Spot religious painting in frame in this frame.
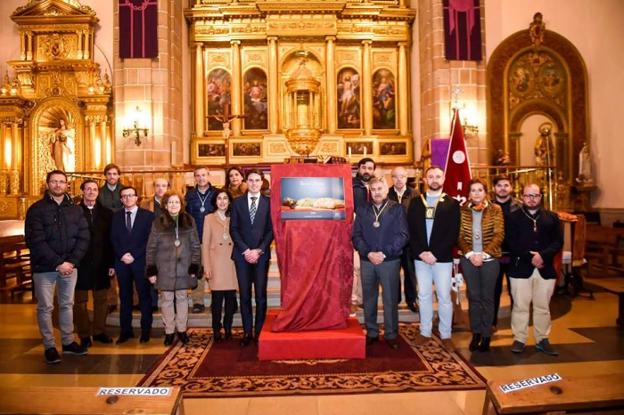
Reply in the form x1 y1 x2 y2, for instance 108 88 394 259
206 68 232 131
232 142 262 157
243 68 268 130
380 141 407 156
192 138 226 164
337 67 361 129
372 69 396 130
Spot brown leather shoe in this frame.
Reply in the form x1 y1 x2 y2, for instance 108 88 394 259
414 334 432 346
441 338 455 352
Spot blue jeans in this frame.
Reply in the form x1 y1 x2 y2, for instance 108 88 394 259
33 270 78 349
361 259 401 340
414 260 453 339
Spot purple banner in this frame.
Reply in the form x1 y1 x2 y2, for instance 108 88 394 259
119 0 158 59
443 0 482 61
431 138 450 169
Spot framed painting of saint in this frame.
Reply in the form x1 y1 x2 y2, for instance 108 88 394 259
337 67 361 129
206 68 232 131
243 68 268 130
372 69 396 130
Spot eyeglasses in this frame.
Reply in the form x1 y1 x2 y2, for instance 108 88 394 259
522 193 541 199
121 194 137 199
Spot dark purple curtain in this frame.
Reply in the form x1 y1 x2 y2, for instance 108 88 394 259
119 0 158 59
443 0 482 61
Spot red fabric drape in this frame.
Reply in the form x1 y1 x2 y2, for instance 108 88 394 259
119 0 158 59
270 164 354 332
443 108 472 206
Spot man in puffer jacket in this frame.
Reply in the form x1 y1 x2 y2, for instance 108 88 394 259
25 170 90 364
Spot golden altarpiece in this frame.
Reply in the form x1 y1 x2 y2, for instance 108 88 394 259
186 0 415 165
0 0 112 219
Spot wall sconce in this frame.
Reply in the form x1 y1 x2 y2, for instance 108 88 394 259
122 106 149 146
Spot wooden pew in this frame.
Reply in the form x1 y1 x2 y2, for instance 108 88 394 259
0 235 32 297
482 373 624 414
585 225 624 277
0 386 184 414
586 277 624 327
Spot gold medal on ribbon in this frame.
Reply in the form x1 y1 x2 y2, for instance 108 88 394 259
425 206 435 219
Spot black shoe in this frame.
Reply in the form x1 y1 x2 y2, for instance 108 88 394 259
164 333 175 346
139 332 150 343
536 339 559 356
152 306 159 313
365 336 379 346
191 303 205 313
177 331 189 345
511 340 525 354
479 336 491 352
80 336 92 349
92 333 113 344
224 330 232 340
385 338 399 350
62 341 88 356
116 333 134 344
469 333 481 352
214 334 223 344
240 334 253 347
407 302 419 313
44 347 61 364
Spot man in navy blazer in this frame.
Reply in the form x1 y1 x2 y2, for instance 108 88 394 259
110 186 155 344
230 169 274 346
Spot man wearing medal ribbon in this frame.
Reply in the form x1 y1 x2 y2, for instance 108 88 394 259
407 166 460 351
506 183 563 356
185 166 217 313
352 177 409 349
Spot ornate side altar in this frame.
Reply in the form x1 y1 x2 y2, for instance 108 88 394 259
186 0 416 165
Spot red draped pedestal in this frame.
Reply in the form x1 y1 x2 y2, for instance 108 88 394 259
270 164 355 332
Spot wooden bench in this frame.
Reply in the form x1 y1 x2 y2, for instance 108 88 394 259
0 235 32 297
0 386 184 414
586 277 624 327
482 373 624 414
585 225 624 276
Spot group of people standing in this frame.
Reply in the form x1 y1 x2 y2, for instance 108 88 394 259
25 164 273 364
351 158 563 355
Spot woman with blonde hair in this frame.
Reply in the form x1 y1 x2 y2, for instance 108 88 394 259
202 189 238 342
146 191 201 346
458 179 504 352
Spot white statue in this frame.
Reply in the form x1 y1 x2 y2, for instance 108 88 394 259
576 141 594 185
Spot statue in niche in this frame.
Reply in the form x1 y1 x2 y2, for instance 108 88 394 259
576 141 594 185
534 122 555 167
49 118 75 172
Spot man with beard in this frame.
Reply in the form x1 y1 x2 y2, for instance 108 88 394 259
507 184 562 356
491 175 522 331
25 170 90 363
388 166 418 313
407 166 460 351
98 163 123 212
353 177 408 349
75 180 115 348
353 157 375 211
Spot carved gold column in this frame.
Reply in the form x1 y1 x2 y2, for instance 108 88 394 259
20 33 25 60
362 40 373 135
231 40 242 137
27 32 33 60
0 123 6 195
194 43 204 136
326 36 336 134
89 118 97 171
268 36 279 134
10 122 20 195
98 119 108 170
398 42 409 136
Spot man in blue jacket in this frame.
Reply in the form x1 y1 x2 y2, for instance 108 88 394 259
110 186 155 344
25 170 90 364
353 177 409 349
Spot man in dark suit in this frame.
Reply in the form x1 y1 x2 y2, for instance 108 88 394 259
407 166 460 351
507 183 563 356
230 169 274 346
110 186 155 344
388 166 418 313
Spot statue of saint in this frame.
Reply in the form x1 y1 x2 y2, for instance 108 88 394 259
576 141 594 185
49 119 74 172
534 122 555 167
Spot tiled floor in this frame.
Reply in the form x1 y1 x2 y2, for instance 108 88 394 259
1 288 622 414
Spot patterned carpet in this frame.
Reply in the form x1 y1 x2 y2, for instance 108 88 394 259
138 324 486 398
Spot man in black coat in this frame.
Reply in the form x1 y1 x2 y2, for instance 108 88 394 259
507 183 563 356
353 157 375 211
110 186 155 344
25 170 90 364
74 180 115 348
407 166 460 351
230 169 274 346
388 166 418 312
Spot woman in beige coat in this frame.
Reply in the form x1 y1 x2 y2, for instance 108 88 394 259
202 189 238 342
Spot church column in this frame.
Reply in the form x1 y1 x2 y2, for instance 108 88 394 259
98 119 108 170
268 36 279 134
77 31 83 59
89 118 97 171
362 40 373 136
26 32 32 61
10 122 20 195
398 41 409 136
231 40 242 137
194 43 204 136
20 33 25 60
0 123 5 171
326 36 336 134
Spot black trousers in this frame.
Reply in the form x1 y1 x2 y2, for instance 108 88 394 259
493 260 513 326
234 258 270 337
116 260 153 335
461 257 500 337
211 290 237 334
398 250 417 305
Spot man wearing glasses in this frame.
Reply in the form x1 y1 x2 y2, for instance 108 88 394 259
25 170 90 364
111 186 155 344
506 183 563 356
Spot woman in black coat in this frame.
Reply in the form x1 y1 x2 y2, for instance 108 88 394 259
146 191 201 346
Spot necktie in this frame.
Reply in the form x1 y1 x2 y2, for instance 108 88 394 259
249 196 257 224
126 211 132 232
